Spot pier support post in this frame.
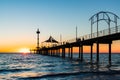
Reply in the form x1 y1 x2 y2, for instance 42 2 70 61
64 48 65 58
52 49 55 56
54 49 56 56
60 48 62 57
58 49 60 56
109 43 112 66
57 49 59 56
96 42 99 64
81 46 83 61
71 47 73 59
55 49 57 56
52 50 54 56
79 46 81 59
62 48 63 58
53 50 54 56
62 48 65 58
59 48 61 57
54 49 55 56
90 45 93 63
68 47 70 58
53 49 54 56
51 49 52 56
48 50 49 55
58 49 59 56
49 50 50 55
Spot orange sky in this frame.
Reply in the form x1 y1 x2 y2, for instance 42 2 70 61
0 41 35 52
0 39 120 53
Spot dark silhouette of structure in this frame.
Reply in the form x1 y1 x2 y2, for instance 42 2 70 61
35 11 120 66
36 29 40 52
44 36 58 43
89 11 119 65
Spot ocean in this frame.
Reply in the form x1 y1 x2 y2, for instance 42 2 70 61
0 53 120 80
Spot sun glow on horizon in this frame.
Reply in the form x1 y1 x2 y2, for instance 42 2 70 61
19 48 30 53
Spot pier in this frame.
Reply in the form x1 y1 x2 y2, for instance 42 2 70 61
33 11 120 66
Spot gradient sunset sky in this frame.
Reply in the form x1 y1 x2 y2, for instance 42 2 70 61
0 0 120 52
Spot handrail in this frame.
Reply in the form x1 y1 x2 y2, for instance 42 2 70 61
62 25 120 44
45 25 120 47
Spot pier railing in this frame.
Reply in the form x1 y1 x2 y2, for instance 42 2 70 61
44 26 120 47
62 25 120 44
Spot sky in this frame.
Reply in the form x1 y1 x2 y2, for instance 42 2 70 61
0 0 120 52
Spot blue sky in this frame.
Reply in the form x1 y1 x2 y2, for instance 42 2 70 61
0 0 120 51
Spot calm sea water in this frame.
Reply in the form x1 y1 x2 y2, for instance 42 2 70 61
0 53 120 80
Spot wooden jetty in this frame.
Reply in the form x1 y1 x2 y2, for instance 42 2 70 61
33 11 120 66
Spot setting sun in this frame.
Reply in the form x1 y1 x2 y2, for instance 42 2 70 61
19 48 30 53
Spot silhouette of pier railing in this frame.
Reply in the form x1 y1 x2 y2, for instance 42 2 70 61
33 11 120 66
63 25 120 44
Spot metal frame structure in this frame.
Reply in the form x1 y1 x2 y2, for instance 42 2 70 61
89 11 119 38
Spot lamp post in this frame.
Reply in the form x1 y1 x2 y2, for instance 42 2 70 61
36 29 40 53
76 26 78 41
